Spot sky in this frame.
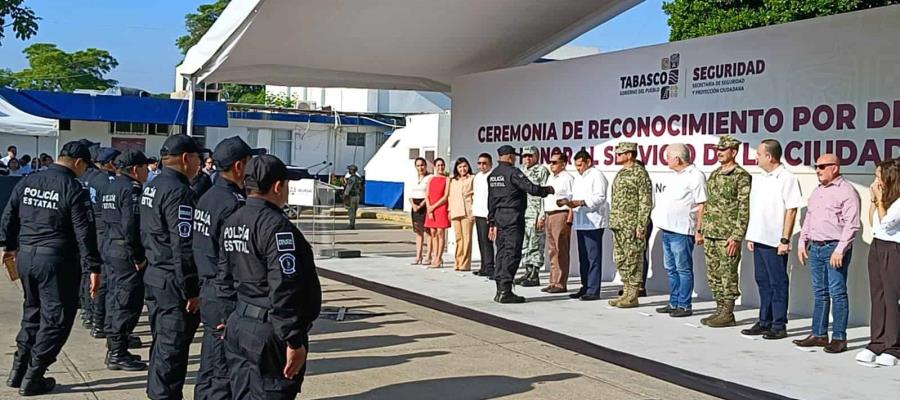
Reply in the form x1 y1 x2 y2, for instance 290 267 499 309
0 0 671 94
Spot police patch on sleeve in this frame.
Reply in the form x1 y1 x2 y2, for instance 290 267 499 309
178 221 192 238
278 253 297 275
276 232 295 252
178 205 193 221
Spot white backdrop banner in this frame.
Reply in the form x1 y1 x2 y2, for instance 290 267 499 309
448 6 900 324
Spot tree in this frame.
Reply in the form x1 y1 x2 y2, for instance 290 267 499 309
663 0 900 41
0 0 39 46
6 43 118 91
0 68 14 87
176 0 230 54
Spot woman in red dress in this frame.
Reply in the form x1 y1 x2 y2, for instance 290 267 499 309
425 158 451 268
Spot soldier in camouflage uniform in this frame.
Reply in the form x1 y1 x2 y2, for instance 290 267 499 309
515 145 550 287
608 142 653 308
700 135 751 327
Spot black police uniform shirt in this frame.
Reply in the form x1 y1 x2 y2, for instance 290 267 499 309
85 167 116 242
194 176 245 311
139 168 200 299
0 164 102 273
222 197 322 349
101 174 146 265
487 161 552 225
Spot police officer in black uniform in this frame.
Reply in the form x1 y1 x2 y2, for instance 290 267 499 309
140 134 205 399
77 140 101 330
487 145 554 304
221 154 321 399
100 149 152 371
0 141 102 396
86 147 120 340
193 137 264 400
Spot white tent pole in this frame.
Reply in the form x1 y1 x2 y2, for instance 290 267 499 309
186 77 197 136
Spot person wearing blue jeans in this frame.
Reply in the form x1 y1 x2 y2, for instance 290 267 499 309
661 230 695 312
650 143 707 318
808 243 851 341
793 156 860 353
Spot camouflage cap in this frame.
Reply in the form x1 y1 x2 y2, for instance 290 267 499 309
615 142 637 154
521 145 538 156
717 135 741 150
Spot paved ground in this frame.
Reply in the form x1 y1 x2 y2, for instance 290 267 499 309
0 211 718 399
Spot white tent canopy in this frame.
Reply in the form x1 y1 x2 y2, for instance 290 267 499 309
181 0 639 92
0 93 57 137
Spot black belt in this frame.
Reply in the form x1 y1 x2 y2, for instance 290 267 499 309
17 245 62 256
236 301 270 322
545 210 568 215
811 240 839 246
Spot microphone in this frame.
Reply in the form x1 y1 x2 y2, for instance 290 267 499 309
313 162 332 176
302 160 327 169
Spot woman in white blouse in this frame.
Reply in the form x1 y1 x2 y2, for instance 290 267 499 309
859 158 900 366
408 158 432 264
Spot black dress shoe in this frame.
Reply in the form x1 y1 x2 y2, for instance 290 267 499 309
496 291 525 304
107 352 148 372
579 294 601 301
90 327 106 339
670 308 693 317
655 305 673 314
763 329 787 340
569 289 586 299
741 323 770 336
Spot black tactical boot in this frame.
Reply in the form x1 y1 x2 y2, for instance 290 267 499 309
90 326 106 339
6 349 29 388
106 335 147 371
521 265 541 287
493 280 501 302
496 284 525 304
18 365 55 396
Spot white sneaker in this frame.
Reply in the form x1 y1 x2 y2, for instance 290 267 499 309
856 349 877 363
875 353 898 366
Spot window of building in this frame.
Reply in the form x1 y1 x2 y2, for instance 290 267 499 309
59 119 71 131
109 122 148 135
153 124 170 135
408 148 419 159
346 131 366 147
272 129 292 164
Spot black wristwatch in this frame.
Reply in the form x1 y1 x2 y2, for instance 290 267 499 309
779 238 790 245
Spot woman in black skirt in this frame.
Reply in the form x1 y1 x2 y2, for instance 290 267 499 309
409 157 432 264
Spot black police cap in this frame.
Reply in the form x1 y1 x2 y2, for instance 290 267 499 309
497 145 520 156
98 147 121 164
79 139 100 162
244 154 306 192
159 134 210 157
212 136 266 169
59 141 93 163
116 149 151 169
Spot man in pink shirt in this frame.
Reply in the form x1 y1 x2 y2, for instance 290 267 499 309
795 153 860 354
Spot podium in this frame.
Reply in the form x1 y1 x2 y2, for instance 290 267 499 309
288 179 339 258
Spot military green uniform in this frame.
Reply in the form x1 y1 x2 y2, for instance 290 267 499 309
610 154 652 287
521 162 550 267
703 140 751 304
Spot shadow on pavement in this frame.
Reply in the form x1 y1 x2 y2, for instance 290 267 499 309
307 350 450 376
310 332 454 353
315 373 581 400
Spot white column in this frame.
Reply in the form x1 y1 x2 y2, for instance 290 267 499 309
186 77 196 136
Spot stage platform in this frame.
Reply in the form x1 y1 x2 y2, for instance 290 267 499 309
316 255 899 400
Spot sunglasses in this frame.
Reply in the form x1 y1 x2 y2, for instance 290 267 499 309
815 163 836 170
